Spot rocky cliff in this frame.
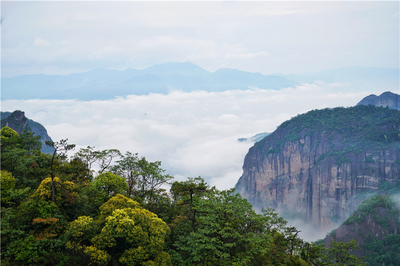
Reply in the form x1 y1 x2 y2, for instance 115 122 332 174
324 195 400 259
357 91 400 110
235 105 400 229
1 110 54 154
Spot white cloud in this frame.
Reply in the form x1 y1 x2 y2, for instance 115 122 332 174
1 83 387 190
33 38 51 47
225 51 270 60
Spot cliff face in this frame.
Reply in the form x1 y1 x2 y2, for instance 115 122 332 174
357 91 400 110
0 110 29 134
1 110 54 154
324 195 400 258
235 105 400 228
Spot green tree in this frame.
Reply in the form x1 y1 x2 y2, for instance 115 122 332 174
19 130 42 153
93 172 128 199
96 149 121 174
110 153 173 203
45 139 76 202
324 240 364 266
170 177 208 232
109 151 138 196
1 127 51 189
173 188 272 266
74 146 99 178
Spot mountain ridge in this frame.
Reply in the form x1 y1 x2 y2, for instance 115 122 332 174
1 62 298 101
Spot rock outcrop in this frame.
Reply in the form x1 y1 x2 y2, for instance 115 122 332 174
235 105 400 228
1 110 54 154
324 195 400 258
357 91 400 110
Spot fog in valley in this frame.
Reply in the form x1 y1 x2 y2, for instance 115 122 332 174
1 84 384 190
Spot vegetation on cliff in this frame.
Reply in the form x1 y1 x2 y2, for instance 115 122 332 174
274 105 400 156
325 195 400 266
252 105 400 177
1 125 367 265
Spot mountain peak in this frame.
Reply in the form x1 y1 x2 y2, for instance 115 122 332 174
357 91 400 110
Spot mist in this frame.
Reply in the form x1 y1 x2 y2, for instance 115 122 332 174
1 83 387 190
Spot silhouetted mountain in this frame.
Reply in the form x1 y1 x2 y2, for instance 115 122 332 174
1 62 298 101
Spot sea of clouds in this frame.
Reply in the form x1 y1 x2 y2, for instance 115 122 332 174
1 83 385 190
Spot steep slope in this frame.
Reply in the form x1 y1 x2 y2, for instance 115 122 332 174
357 91 400 111
324 195 400 263
0 110 29 134
235 105 400 228
1 110 54 154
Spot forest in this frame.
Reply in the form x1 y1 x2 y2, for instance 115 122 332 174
0 125 372 265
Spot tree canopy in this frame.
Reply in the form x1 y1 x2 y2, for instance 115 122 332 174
0 127 370 266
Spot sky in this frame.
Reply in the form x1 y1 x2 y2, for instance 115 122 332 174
1 1 399 77
1 1 399 189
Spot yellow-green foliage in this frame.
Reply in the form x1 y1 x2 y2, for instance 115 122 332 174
0 126 20 149
97 193 140 223
90 208 171 266
0 170 16 204
84 246 111 266
66 216 97 251
31 177 77 207
1 126 19 139
67 194 171 266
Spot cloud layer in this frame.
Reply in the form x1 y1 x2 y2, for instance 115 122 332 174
1 84 386 190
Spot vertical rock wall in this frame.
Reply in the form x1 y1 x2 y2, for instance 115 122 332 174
236 129 400 228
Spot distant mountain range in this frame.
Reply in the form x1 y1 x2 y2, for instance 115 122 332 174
2 62 398 101
1 62 298 101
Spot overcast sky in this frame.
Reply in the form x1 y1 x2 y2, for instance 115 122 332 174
1 1 399 77
1 1 399 189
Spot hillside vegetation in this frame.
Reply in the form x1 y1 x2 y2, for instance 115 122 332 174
277 104 400 151
324 195 400 265
1 125 366 266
